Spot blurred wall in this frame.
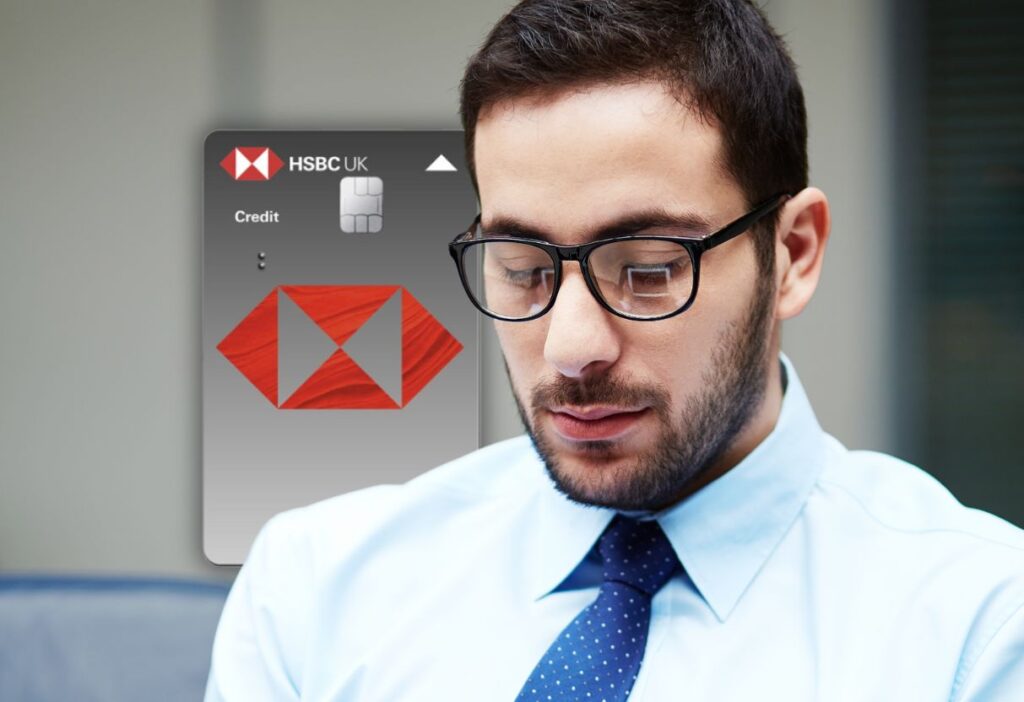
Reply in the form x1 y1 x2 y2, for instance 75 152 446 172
765 0 897 456
0 0 901 579
1 0 222 578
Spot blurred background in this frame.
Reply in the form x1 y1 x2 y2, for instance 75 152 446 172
1 0 1021 596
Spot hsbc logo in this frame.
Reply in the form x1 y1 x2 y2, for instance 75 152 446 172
220 147 284 181
289 156 368 172
220 148 370 181
217 285 461 409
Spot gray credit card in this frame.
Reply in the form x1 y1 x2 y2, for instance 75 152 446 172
203 131 479 565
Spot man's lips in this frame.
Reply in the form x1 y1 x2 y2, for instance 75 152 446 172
546 406 649 441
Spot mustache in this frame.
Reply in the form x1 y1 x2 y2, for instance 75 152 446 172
530 373 670 415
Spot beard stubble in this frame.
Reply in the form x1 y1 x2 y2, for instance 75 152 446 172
508 267 777 512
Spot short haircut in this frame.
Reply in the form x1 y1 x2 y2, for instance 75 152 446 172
459 0 808 274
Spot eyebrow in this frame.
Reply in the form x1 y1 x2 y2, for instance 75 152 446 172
479 208 717 243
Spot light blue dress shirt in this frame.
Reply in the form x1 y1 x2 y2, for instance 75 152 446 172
205 354 1024 701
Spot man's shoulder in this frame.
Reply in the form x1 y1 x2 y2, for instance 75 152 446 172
248 434 540 562
817 436 1024 557
815 439 1024 687
308 432 536 512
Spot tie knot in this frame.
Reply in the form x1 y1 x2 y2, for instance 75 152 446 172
597 515 681 596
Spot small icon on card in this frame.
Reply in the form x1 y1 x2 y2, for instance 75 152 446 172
340 176 383 233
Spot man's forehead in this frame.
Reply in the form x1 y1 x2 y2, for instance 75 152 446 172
473 80 737 242
479 206 719 244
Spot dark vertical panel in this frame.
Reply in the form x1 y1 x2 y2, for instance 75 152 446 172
924 0 1024 525
889 0 929 467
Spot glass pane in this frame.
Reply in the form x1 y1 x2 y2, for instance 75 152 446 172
589 239 694 318
464 241 556 318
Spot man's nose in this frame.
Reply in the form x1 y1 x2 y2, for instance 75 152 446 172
543 266 622 379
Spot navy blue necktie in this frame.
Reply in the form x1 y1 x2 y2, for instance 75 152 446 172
516 515 682 702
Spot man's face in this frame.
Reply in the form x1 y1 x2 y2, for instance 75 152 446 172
473 80 777 512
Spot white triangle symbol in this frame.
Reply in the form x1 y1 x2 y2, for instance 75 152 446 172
426 154 457 172
253 148 270 179
234 148 252 179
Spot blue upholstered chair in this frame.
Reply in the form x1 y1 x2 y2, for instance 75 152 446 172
0 576 230 702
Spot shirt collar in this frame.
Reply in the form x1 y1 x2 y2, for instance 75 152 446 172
524 352 827 623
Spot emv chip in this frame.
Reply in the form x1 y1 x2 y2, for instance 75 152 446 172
340 176 383 232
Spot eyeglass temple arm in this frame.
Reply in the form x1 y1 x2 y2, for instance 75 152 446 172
694 193 791 253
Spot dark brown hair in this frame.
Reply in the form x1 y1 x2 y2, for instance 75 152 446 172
459 0 808 272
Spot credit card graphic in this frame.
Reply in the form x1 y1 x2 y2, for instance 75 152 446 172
203 131 479 565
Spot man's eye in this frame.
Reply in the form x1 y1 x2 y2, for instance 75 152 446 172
627 259 686 280
620 258 690 297
630 267 668 284
502 266 552 289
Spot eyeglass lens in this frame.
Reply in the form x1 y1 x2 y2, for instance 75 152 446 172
461 239 695 319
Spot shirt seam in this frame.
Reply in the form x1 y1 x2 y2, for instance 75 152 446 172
949 597 1024 702
819 477 1024 702
817 477 1024 552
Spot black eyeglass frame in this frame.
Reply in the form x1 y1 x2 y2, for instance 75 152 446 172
448 192 791 322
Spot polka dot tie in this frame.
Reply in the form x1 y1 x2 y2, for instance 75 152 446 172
515 515 682 702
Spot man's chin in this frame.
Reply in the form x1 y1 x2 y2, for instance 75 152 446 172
544 457 654 510
536 437 651 501
516 394 680 508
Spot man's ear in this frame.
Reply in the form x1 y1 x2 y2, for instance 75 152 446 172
774 187 830 321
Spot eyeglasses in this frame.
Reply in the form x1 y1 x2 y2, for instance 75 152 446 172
448 193 790 322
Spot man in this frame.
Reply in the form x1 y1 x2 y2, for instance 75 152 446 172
205 1 1024 700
